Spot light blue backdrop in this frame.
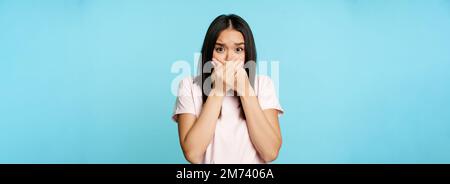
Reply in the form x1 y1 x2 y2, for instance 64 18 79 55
1 0 450 163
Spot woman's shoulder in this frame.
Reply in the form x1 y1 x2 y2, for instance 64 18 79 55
178 75 202 86
177 75 202 97
254 75 278 96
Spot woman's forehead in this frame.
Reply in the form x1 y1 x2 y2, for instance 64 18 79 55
216 29 244 44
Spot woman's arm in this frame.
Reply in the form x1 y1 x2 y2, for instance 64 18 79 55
236 67 282 163
177 61 235 164
177 89 223 164
240 91 282 162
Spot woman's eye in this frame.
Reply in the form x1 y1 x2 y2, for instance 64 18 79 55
235 47 244 53
215 47 224 53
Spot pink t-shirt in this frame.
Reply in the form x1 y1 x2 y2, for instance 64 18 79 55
172 75 283 164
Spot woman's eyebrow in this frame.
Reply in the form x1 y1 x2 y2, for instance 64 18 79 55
215 42 244 46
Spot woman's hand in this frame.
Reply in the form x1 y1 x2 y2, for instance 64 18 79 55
211 57 244 95
234 61 255 96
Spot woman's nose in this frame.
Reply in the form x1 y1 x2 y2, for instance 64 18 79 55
225 51 236 61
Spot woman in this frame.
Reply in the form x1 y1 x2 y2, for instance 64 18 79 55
172 14 283 164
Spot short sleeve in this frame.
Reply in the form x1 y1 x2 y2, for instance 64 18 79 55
172 77 196 122
257 76 284 115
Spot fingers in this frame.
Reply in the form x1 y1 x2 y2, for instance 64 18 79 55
223 60 240 80
211 60 246 95
224 57 241 68
234 60 244 72
212 57 223 69
212 57 225 66
212 56 244 82
238 60 244 68
213 55 244 68
228 53 244 63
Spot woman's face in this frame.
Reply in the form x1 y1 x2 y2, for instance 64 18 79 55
213 28 245 64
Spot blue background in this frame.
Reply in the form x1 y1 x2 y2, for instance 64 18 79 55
1 0 450 163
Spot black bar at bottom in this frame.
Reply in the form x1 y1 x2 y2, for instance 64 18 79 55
0 164 449 181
